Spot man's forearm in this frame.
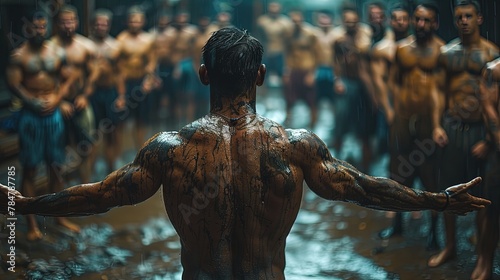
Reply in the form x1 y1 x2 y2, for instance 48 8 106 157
17 183 112 217
343 173 447 212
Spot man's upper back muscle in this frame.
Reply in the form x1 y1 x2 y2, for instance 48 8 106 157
160 115 304 277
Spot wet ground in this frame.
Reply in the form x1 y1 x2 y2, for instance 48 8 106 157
1 81 499 279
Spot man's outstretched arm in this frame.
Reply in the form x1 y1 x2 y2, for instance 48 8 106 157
295 131 490 215
0 132 174 216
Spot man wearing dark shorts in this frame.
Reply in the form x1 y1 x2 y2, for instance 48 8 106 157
6 11 80 240
283 9 322 128
89 9 126 174
331 4 375 171
429 1 500 273
377 3 444 249
117 6 157 151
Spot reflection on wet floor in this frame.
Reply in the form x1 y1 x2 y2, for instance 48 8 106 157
1 86 500 279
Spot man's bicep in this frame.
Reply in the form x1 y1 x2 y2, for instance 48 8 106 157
6 64 22 87
295 132 353 200
100 161 161 207
305 157 358 201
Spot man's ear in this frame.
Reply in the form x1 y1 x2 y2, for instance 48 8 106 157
477 13 484 26
199 64 210 85
256 64 266 86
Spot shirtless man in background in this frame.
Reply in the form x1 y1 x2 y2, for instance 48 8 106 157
52 5 99 185
168 11 198 125
371 2 410 126
117 6 157 151
192 15 213 119
377 3 444 249
6 11 79 240
89 9 126 175
473 57 500 280
331 3 374 171
150 13 176 126
429 0 500 270
314 11 336 112
283 9 322 128
256 2 291 88
0 27 490 279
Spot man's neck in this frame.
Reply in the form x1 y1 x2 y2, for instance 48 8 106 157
416 34 433 46
128 30 142 37
92 35 106 43
209 91 257 116
461 32 481 48
395 31 409 41
58 34 74 45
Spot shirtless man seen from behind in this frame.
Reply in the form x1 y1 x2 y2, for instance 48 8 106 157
0 27 490 279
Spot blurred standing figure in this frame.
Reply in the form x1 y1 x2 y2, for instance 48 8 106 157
314 11 336 112
150 13 176 125
168 11 198 125
371 2 410 132
283 9 322 129
370 2 411 222
366 1 392 157
475 57 500 280
256 2 292 88
89 9 126 174
429 0 499 270
51 5 99 185
377 3 444 249
6 11 79 240
331 3 374 172
192 15 214 119
116 6 157 151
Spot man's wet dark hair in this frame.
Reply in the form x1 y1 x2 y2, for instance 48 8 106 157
93 8 113 23
455 0 481 14
32 10 48 22
415 0 440 20
202 27 263 96
342 1 358 14
58 4 78 20
390 2 410 17
368 1 386 12
127 5 145 17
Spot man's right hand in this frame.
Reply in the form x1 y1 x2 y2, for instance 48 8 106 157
334 79 345 95
433 127 448 147
443 177 490 215
40 95 61 115
60 101 75 119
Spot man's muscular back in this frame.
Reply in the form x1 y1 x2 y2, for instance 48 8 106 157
440 38 499 122
158 114 308 278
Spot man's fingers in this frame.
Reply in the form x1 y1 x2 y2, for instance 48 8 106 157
454 177 482 194
472 197 491 206
467 177 482 187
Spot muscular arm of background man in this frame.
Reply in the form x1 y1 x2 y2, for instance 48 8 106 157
480 58 500 146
